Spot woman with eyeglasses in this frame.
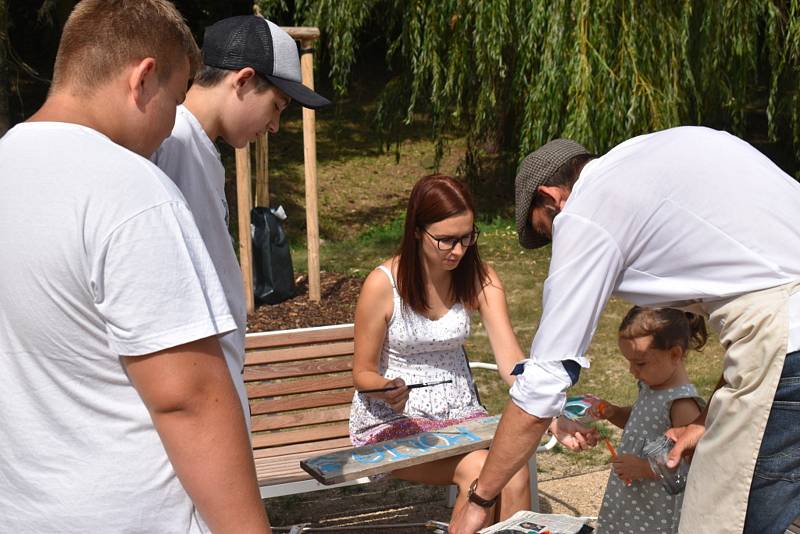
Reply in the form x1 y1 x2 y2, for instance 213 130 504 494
348 174 530 524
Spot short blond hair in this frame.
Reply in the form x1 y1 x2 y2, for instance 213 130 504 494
52 0 200 94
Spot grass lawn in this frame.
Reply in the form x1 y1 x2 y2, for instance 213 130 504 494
230 82 726 471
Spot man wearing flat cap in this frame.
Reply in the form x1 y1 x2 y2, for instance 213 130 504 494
451 126 800 534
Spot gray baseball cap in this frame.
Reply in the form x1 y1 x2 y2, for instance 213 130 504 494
515 139 588 249
203 16 331 110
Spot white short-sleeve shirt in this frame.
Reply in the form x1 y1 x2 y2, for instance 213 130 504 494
0 122 235 533
153 105 250 427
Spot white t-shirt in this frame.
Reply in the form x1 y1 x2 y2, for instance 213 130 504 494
0 122 236 533
153 105 250 427
511 126 800 417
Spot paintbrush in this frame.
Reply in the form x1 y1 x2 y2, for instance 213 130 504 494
604 437 618 459
358 379 452 394
605 437 633 486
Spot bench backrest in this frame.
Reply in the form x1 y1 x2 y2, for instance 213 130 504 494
244 324 356 462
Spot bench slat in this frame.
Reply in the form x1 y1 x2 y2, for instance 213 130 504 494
251 406 352 432
255 457 314 486
245 341 354 365
255 444 353 486
247 375 353 399
244 358 352 381
253 437 354 459
250 389 354 416
245 324 354 350
252 422 350 449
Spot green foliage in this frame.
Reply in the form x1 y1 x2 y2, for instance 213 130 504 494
257 0 800 177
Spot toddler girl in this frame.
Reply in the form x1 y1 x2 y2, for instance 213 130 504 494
590 306 706 533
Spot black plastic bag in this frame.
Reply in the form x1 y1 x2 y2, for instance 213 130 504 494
251 206 295 305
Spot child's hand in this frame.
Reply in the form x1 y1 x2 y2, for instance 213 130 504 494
612 454 656 484
585 394 612 420
374 377 409 413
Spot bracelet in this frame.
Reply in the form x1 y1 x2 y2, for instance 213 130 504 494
467 478 498 508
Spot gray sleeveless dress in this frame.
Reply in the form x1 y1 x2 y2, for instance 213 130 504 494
348 265 487 446
596 382 704 534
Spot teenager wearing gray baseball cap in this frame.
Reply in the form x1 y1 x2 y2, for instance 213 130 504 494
451 127 800 534
152 19 330 531
202 15 330 110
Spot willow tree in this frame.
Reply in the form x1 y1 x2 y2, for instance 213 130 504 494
258 0 800 184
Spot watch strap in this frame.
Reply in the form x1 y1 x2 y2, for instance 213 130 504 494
467 478 497 508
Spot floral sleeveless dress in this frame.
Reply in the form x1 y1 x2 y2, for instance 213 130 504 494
349 265 488 446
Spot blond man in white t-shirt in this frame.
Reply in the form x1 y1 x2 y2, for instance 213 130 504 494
0 1 270 533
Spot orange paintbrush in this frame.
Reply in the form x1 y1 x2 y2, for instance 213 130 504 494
605 438 633 486
604 437 618 459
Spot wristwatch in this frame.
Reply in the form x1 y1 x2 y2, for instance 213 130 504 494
467 478 498 508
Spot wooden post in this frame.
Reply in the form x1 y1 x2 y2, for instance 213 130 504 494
236 146 255 314
255 134 269 208
282 27 320 41
235 27 323 307
300 38 321 302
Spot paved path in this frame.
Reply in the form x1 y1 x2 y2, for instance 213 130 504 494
537 467 608 517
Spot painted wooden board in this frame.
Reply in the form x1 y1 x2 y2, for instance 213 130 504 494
300 415 500 484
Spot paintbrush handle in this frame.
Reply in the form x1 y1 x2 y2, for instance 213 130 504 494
358 379 452 394
408 380 452 389
604 438 618 459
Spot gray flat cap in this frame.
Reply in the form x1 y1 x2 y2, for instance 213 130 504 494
515 139 588 249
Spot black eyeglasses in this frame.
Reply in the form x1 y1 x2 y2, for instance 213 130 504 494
423 226 480 251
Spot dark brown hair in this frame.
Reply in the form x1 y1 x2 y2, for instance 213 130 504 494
396 175 488 314
193 65 274 93
52 0 200 95
619 306 708 353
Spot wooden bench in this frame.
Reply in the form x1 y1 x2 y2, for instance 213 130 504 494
246 324 363 498
246 323 554 507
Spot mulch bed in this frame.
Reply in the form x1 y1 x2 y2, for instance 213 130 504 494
246 271 363 332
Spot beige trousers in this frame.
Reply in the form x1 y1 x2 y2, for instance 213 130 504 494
678 281 799 533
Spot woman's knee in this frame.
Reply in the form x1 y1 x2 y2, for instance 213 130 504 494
453 450 489 486
504 462 530 492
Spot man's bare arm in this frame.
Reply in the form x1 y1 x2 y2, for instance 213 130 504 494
123 336 271 534
449 400 551 534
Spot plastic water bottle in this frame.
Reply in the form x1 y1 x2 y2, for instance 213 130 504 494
642 436 689 495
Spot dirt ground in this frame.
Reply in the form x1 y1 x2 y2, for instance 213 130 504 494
265 467 609 532
247 272 361 332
